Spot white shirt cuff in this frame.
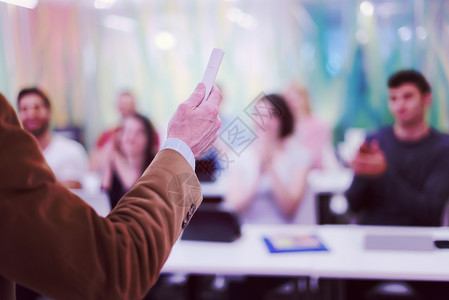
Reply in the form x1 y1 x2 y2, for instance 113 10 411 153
161 138 195 170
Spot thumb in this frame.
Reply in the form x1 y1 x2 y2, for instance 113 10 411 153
370 140 380 152
359 141 369 153
185 83 206 108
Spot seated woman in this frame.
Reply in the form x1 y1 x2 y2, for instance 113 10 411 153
225 94 312 224
99 113 159 209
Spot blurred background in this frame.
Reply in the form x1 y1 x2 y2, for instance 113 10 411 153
0 0 448 149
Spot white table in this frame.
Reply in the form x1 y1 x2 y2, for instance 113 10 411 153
70 189 111 217
312 225 449 282
162 224 449 282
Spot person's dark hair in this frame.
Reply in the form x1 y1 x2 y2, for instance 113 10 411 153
17 87 51 109
387 70 431 95
261 94 294 139
127 113 158 173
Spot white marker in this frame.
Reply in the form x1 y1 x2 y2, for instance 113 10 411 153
201 48 224 103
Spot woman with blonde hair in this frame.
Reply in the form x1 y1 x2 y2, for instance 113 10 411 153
283 83 334 169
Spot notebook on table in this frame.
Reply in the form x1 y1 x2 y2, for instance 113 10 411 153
263 233 328 253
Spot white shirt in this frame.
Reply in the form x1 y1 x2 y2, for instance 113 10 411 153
43 134 89 183
229 139 313 224
162 138 195 170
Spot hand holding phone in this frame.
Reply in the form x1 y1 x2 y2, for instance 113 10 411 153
351 139 387 176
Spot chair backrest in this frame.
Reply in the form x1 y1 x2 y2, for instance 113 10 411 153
441 198 449 226
195 157 219 182
181 203 241 242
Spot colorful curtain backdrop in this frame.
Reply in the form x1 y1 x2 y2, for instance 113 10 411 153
0 0 448 148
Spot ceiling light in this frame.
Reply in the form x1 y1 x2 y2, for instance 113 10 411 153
0 0 38 9
398 26 412 41
415 26 427 40
95 0 116 10
226 7 258 30
103 15 137 32
226 8 243 23
154 31 176 51
360 1 374 17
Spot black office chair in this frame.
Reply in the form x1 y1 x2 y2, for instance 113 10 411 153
181 202 241 242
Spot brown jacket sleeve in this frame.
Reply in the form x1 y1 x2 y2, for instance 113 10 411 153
0 94 202 300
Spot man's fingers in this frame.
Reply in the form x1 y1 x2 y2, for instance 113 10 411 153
359 141 369 153
370 140 380 151
351 152 386 176
204 85 223 109
195 134 217 159
185 83 206 108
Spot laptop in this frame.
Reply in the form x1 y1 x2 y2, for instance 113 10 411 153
364 233 435 251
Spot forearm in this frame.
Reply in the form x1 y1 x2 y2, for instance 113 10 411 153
102 150 201 297
112 153 141 189
1 150 199 300
270 168 308 217
0 96 201 300
226 170 260 213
